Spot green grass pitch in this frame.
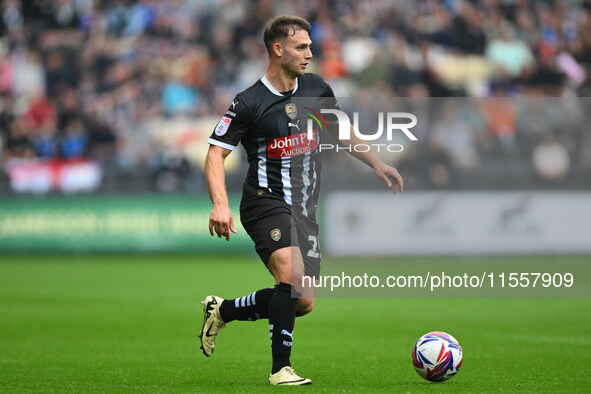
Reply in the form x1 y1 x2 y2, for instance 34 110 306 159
1 254 590 392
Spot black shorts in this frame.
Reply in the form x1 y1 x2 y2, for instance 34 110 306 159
241 210 321 278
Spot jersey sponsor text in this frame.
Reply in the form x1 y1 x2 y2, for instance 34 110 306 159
267 130 317 158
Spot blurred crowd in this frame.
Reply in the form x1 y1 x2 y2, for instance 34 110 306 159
0 0 590 193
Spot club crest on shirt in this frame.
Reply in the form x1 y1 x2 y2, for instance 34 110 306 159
285 103 297 119
270 229 281 242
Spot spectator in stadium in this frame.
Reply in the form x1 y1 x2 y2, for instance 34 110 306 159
32 116 59 159
429 101 480 173
2 118 35 162
61 118 88 159
486 25 535 80
482 83 517 152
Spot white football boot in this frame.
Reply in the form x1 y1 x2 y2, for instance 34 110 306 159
269 366 312 386
199 295 226 357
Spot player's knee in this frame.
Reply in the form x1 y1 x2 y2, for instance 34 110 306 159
269 247 301 284
296 298 314 316
271 264 292 284
297 304 313 316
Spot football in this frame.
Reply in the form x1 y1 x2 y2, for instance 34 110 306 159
412 331 463 382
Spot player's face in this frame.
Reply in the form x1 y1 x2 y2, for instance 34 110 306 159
280 29 313 77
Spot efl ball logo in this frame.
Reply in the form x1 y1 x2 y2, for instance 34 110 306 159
215 116 232 136
412 331 463 382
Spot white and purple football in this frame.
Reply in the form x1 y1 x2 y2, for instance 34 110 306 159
412 331 463 382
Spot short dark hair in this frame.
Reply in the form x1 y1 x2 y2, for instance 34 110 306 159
263 15 311 54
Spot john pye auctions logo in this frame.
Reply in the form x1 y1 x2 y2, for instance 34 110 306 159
268 130 318 158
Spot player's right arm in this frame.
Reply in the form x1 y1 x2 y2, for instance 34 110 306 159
205 145 237 241
205 95 250 241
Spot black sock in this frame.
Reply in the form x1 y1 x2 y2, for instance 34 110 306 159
269 282 298 374
218 288 275 323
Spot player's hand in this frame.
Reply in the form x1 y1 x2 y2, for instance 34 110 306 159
374 163 404 194
209 204 237 241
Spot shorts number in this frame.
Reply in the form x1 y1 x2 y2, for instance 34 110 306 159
307 235 320 258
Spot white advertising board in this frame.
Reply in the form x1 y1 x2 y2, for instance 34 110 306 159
323 192 591 256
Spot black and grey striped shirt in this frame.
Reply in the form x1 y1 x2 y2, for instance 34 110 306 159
208 73 338 222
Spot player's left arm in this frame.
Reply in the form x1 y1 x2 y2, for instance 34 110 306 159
327 124 404 193
318 74 403 193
